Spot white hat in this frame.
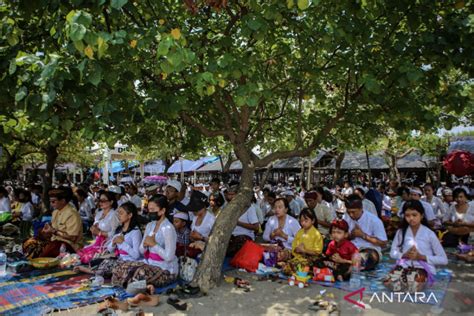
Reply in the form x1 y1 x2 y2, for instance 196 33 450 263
166 180 182 192
410 188 423 196
173 212 189 221
282 190 295 197
108 185 121 195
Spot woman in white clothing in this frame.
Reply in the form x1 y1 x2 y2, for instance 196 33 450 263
185 190 215 257
112 195 177 288
263 198 301 261
76 202 142 277
77 191 120 264
385 200 447 292
441 188 474 247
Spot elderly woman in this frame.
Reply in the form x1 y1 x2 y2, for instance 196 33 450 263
77 191 120 264
23 188 83 258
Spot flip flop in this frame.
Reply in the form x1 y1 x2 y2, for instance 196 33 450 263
167 295 187 311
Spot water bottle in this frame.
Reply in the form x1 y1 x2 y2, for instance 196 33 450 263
0 252 7 277
349 252 362 289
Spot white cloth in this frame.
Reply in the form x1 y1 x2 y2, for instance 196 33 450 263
78 200 92 221
94 209 120 240
363 199 378 216
390 225 447 275
443 203 474 223
398 201 436 222
422 196 446 219
289 199 301 217
86 194 96 210
343 211 387 257
232 204 259 239
0 197 11 213
129 195 142 209
140 219 178 274
263 215 301 249
191 211 216 238
21 202 35 221
107 228 142 261
381 195 392 212
313 203 335 235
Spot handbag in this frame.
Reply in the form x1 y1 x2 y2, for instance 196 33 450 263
179 256 198 283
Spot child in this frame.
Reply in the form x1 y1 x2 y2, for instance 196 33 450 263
323 219 358 281
282 208 323 274
385 200 447 292
173 212 191 257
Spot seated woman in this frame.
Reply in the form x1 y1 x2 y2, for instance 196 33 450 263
441 188 474 247
282 208 323 274
186 191 216 257
75 202 142 278
319 219 358 281
77 191 120 264
263 198 301 262
209 191 225 216
385 200 447 292
111 195 178 288
23 188 83 259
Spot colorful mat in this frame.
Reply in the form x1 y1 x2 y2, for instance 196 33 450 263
0 269 127 315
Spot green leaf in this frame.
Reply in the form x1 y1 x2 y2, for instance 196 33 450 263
9 60 16 75
248 18 262 31
69 23 86 41
110 0 128 10
73 11 92 26
77 59 87 81
97 37 108 59
61 119 74 131
160 61 174 74
73 40 85 53
15 87 27 102
297 0 311 10
66 10 76 24
246 95 259 107
89 63 103 86
157 39 171 56
7 33 19 46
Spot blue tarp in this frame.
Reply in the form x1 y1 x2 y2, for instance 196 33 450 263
167 156 219 173
101 160 139 174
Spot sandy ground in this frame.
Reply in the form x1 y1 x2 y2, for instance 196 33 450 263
55 260 474 316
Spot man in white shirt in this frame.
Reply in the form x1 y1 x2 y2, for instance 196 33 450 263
343 194 387 271
128 185 143 211
224 183 260 256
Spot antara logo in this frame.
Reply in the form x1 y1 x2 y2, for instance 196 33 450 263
343 287 439 308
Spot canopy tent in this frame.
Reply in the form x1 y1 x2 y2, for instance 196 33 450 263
143 175 168 184
167 156 219 173
133 160 166 174
102 160 139 174
448 137 474 154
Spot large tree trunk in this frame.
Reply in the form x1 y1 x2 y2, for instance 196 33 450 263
333 151 345 186
43 145 59 211
259 163 273 187
192 164 255 293
299 158 305 188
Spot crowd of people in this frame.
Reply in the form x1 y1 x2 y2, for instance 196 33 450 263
0 176 473 293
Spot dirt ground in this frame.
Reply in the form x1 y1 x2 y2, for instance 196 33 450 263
55 260 474 316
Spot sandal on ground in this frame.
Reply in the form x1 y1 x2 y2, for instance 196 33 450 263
167 294 188 311
97 297 129 312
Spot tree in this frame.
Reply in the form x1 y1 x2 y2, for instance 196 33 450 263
3 0 472 293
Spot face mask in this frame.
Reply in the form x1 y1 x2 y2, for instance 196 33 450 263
148 212 159 221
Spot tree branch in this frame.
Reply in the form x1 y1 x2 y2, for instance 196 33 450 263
180 112 231 139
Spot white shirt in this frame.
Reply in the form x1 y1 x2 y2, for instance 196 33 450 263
87 194 96 210
390 225 447 275
21 202 35 221
94 209 120 240
79 200 92 221
363 199 378 216
343 211 387 257
191 211 216 238
107 228 142 261
295 196 307 210
129 195 142 209
381 195 392 212
140 219 178 274
398 201 436 222
313 203 335 235
232 204 259 239
263 214 301 249
422 196 446 219
443 203 474 223
0 197 11 213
